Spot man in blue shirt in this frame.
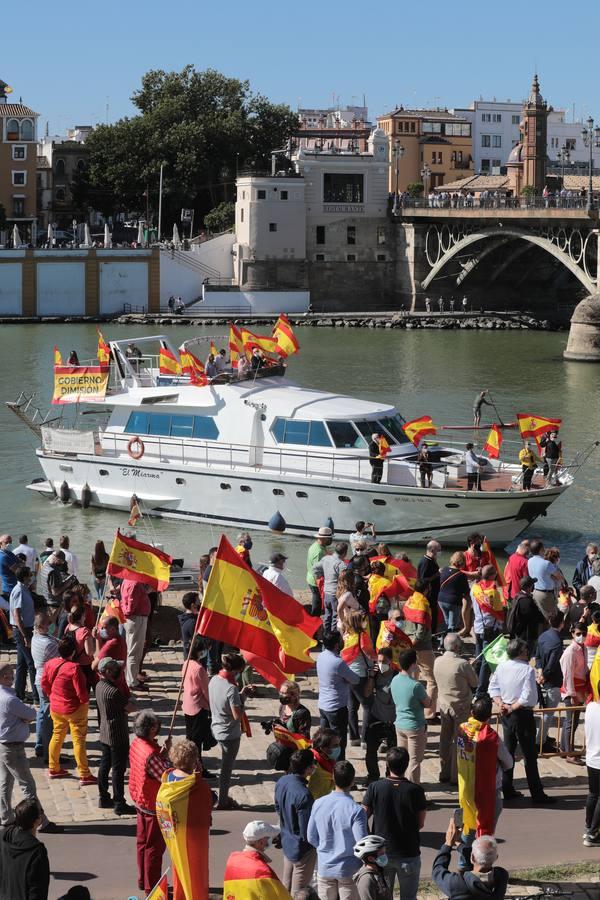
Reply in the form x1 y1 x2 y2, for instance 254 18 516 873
274 748 316 894
316 631 360 759
0 535 18 611
9 567 37 703
527 538 563 620
307 760 367 898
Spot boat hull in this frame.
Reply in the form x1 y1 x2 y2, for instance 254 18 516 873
34 450 568 547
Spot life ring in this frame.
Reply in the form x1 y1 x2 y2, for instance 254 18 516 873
127 436 145 460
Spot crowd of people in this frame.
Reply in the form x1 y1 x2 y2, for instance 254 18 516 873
0 524 598 899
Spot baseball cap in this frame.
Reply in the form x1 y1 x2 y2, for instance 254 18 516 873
98 657 123 673
243 821 280 843
269 552 287 565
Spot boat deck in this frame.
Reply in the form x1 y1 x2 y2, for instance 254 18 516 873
449 470 526 492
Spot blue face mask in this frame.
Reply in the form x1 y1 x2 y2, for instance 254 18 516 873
376 854 388 868
329 746 341 761
198 650 208 659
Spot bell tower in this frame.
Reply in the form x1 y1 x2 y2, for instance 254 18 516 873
522 74 548 193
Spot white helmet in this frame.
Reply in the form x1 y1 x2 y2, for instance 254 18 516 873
354 834 386 860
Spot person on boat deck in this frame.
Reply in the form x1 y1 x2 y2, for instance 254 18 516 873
214 349 227 373
417 444 434 488
251 347 265 370
369 434 385 485
67 351 79 366
472 389 491 427
465 443 485 492
519 441 541 492
237 355 250 379
205 354 218 378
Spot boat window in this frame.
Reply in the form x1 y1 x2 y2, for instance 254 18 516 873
126 411 150 435
326 421 366 449
192 417 219 440
270 417 332 447
338 496 351 502
353 419 390 443
377 414 411 445
149 414 171 436
273 488 284 495
373 498 387 505
171 415 194 438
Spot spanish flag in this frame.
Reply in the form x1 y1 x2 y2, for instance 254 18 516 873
341 630 376 665
590 650 600 701
457 717 500 836
367 573 406 614
198 536 319 674
403 590 432 630
241 327 279 355
517 413 562 440
372 556 417 587
376 618 412 669
482 538 505 587
223 850 291 900
53 346 62 366
271 723 311 752
483 424 502 459
178 346 208 386
146 872 169 900
272 314 299 357
210 340 218 358
377 435 391 458
159 347 182 376
98 597 126 628
472 579 505 622
156 772 212 900
229 323 245 369
107 530 173 591
403 415 436 447
97 329 110 366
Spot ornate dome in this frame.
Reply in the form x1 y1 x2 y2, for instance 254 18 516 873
507 142 524 164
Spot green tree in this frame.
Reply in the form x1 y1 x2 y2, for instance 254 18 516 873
204 201 235 234
407 182 424 197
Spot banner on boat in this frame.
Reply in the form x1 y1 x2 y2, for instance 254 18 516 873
41 426 97 455
52 366 109 405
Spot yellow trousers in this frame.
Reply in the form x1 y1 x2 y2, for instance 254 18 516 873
49 703 91 779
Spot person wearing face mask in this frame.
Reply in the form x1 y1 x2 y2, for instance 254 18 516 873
573 543 599 595
263 552 293 597
391 649 432 784
181 635 214 777
95 657 135 816
0 535 18 612
417 540 441 640
30 612 59 761
376 611 412 671
307 728 341 799
560 624 589 764
234 532 253 568
353 834 392 900
92 616 129 698
9 566 38 704
432 817 508 900
364 649 397 783
317 630 360 759
223 820 290 899
277 681 312 740
274 748 317 893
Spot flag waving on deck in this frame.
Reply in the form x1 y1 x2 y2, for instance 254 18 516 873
229 323 245 369
210 340 218 358
159 347 181 376
403 416 436 447
272 314 299 357
517 413 562 440
241 328 279 355
178 346 208 385
53 346 62 366
97 329 110 366
107 530 173 590
483 424 502 459
198 536 319 675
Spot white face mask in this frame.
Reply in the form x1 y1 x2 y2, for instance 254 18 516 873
378 662 390 674
574 635 585 645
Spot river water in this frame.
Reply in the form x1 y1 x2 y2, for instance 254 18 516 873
1 323 599 588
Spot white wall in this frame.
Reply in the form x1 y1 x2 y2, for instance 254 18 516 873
0 264 22 314
200 289 309 313
191 232 235 277
100 262 148 314
37 262 86 315
160 254 203 306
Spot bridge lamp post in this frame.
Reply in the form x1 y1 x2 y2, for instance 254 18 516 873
392 141 405 215
421 164 432 204
581 117 600 211
557 146 571 184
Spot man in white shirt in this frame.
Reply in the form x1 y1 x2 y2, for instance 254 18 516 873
584 684 600 846
13 536 38 578
58 535 78 579
464 443 485 492
349 521 376 555
489 638 555 806
262 552 293 597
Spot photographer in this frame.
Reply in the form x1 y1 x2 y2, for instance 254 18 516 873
277 681 312 740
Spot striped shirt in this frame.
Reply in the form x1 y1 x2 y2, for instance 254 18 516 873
95 678 130 747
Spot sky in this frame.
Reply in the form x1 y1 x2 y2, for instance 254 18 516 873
5 1 600 134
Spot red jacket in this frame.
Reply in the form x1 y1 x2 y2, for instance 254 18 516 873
41 658 89 714
503 552 529 600
121 580 151 618
129 737 161 813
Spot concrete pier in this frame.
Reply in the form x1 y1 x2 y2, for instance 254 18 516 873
564 293 600 361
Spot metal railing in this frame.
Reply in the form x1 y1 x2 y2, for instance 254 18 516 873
393 196 600 212
493 704 587 759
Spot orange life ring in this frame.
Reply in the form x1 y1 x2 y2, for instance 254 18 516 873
127 436 145 460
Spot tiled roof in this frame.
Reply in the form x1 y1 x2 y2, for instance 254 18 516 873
434 175 509 191
0 103 38 117
563 174 600 189
379 108 469 122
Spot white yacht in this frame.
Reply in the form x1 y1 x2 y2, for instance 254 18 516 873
10 335 580 546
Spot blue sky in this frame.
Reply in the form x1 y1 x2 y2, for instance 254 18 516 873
5 1 600 133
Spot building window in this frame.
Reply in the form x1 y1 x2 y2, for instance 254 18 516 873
566 138 576 151
481 113 491 122
20 119 33 141
55 188 66 202
512 115 520 125
55 159 66 176
347 253 356 261
323 173 364 203
410 121 415 133
492 159 502 168
316 225 325 244
445 123 471 137
12 146 25 160
12 198 25 216
77 158 86 172
377 254 386 261
257 189 266 199
315 253 325 261
12 171 26 186
280 190 288 200
481 135 491 148
422 121 442 134
242 190 246 199
6 119 19 140
492 135 502 148
269 223 277 232
347 226 356 245
492 113 502 122
377 226 386 245
240 208 244 223
480 159 491 172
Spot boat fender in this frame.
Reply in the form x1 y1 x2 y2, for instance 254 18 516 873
324 517 334 532
59 481 70 503
268 511 287 533
81 483 92 509
127 436 145 460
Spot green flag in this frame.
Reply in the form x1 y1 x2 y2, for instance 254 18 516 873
482 634 509 672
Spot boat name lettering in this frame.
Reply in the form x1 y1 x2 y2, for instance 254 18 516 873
120 467 159 479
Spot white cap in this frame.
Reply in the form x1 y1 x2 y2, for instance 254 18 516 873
243 821 280 843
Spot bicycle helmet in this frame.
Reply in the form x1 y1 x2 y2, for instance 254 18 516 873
354 834 386 860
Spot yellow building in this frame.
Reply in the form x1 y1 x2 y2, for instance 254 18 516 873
377 107 473 193
0 80 39 243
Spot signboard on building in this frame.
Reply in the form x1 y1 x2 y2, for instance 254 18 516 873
322 204 365 214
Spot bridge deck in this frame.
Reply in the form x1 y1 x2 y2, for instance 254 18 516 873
398 207 597 222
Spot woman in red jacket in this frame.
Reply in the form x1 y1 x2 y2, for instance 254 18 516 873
41 636 97 786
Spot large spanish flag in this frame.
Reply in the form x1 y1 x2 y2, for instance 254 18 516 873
156 772 212 900
403 415 436 447
159 347 182 376
107 530 173 591
341 630 376 665
198 536 319 674
241 327 279 355
517 413 562 440
178 346 208 385
223 850 291 900
272 314 300 357
97 329 110 366
229 323 245 369
403 590 432 630
372 556 417 587
483 424 502 459
376 618 413 669
457 717 500 836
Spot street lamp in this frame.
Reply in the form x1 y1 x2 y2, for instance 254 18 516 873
421 164 432 204
557 145 571 184
580 117 600 210
392 140 405 215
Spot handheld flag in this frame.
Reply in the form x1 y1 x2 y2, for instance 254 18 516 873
159 347 182 376
97 329 110 366
591 650 600 701
481 633 509 672
128 501 141 527
229 323 245 369
403 415 437 447
483 424 503 459
241 650 291 690
210 340 218 358
482 538 505 587
377 435 391 458
198 536 319 675
273 314 300 357
458 717 500 837
156 773 212 900
517 413 562 440
107 530 173 591
53 346 62 366
146 871 169 900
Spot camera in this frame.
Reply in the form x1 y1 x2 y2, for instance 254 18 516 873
261 719 276 736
